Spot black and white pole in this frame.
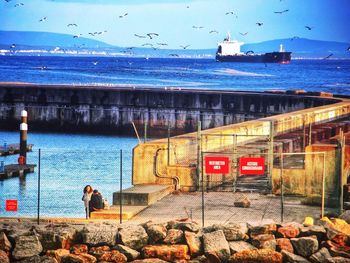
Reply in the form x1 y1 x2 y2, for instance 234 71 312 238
19 110 28 165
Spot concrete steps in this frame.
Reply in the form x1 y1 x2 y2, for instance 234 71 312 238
235 175 269 193
90 205 147 220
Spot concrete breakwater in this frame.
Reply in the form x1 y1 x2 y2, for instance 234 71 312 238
2 216 350 262
0 83 338 136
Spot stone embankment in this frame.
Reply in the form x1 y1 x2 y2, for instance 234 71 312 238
3 213 350 262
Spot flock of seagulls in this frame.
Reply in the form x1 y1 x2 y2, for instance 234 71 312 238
3 0 350 59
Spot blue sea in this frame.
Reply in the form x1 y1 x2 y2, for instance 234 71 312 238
0 55 350 218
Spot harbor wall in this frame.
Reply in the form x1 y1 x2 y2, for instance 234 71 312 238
0 83 338 136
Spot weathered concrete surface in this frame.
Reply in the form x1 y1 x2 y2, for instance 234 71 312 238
0 83 338 136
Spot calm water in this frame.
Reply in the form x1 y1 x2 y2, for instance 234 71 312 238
0 55 350 217
0 131 137 217
0 56 349 94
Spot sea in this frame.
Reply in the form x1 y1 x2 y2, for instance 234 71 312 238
0 55 350 218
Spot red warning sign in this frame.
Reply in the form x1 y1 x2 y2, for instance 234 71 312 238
205 156 230 174
240 157 265 175
6 200 18 212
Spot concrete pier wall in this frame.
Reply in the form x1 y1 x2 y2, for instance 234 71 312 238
0 83 338 135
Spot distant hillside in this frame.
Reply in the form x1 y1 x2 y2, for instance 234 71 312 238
241 38 350 58
0 30 112 48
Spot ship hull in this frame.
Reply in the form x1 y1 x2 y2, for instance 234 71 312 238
216 52 292 63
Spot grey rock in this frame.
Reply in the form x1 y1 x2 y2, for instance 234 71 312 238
229 241 257 254
251 234 276 250
118 224 148 250
163 229 184 244
146 224 167 243
291 237 319 258
13 235 43 260
186 255 208 263
309 247 333 263
234 195 251 208
203 230 230 262
82 223 118 246
0 232 12 252
247 219 277 238
167 220 200 233
16 255 42 263
339 211 350 224
212 223 248 241
36 223 79 251
332 257 350 263
113 244 140 261
299 225 327 241
41 255 59 263
282 250 311 263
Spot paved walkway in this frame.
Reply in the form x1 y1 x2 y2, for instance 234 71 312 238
129 192 325 226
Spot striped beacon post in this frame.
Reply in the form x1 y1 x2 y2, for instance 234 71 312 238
19 110 28 165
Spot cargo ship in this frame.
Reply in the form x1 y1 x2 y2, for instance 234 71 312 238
216 34 291 63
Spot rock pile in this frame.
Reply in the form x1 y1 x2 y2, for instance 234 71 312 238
2 216 350 262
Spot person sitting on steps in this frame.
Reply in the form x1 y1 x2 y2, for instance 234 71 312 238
89 189 104 217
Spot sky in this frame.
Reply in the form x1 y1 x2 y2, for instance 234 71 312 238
0 0 349 49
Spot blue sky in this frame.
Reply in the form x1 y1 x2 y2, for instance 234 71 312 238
0 0 349 49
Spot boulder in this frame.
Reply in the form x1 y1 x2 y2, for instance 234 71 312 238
0 250 9 263
203 230 230 262
234 195 251 208
113 244 140 261
299 225 327 241
82 223 118 246
142 245 190 261
281 250 311 263
184 231 202 257
12 235 43 260
211 223 248 241
276 238 294 253
131 259 170 263
0 232 12 252
147 225 167 243
251 234 276 250
324 240 350 258
37 223 78 251
186 255 208 263
291 237 319 257
309 247 333 263
163 229 184 244
61 253 97 263
41 255 59 263
228 241 256 254
71 244 89 254
99 250 127 263
46 249 70 263
332 257 350 262
339 211 350 224
167 219 200 233
277 225 300 238
228 248 283 263
247 219 277 238
89 246 110 260
16 255 41 263
118 225 148 251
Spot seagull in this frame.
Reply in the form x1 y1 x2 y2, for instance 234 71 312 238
92 61 98 65
119 13 128 18
180 45 190 49
239 32 248 36
323 53 333 60
245 50 254 55
10 43 16 48
256 22 263 26
209 30 219 34
88 32 96 36
14 3 24 7
186 5 189 8
169 54 179 57
67 23 78 27
39 17 47 22
157 43 168 46
73 34 82 38
4 0 12 2
142 43 154 47
146 33 159 39
125 47 134 50
134 34 147 38
274 9 289 14
347 46 350 51
192 26 204 29
291 36 300 41
305 26 314 30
